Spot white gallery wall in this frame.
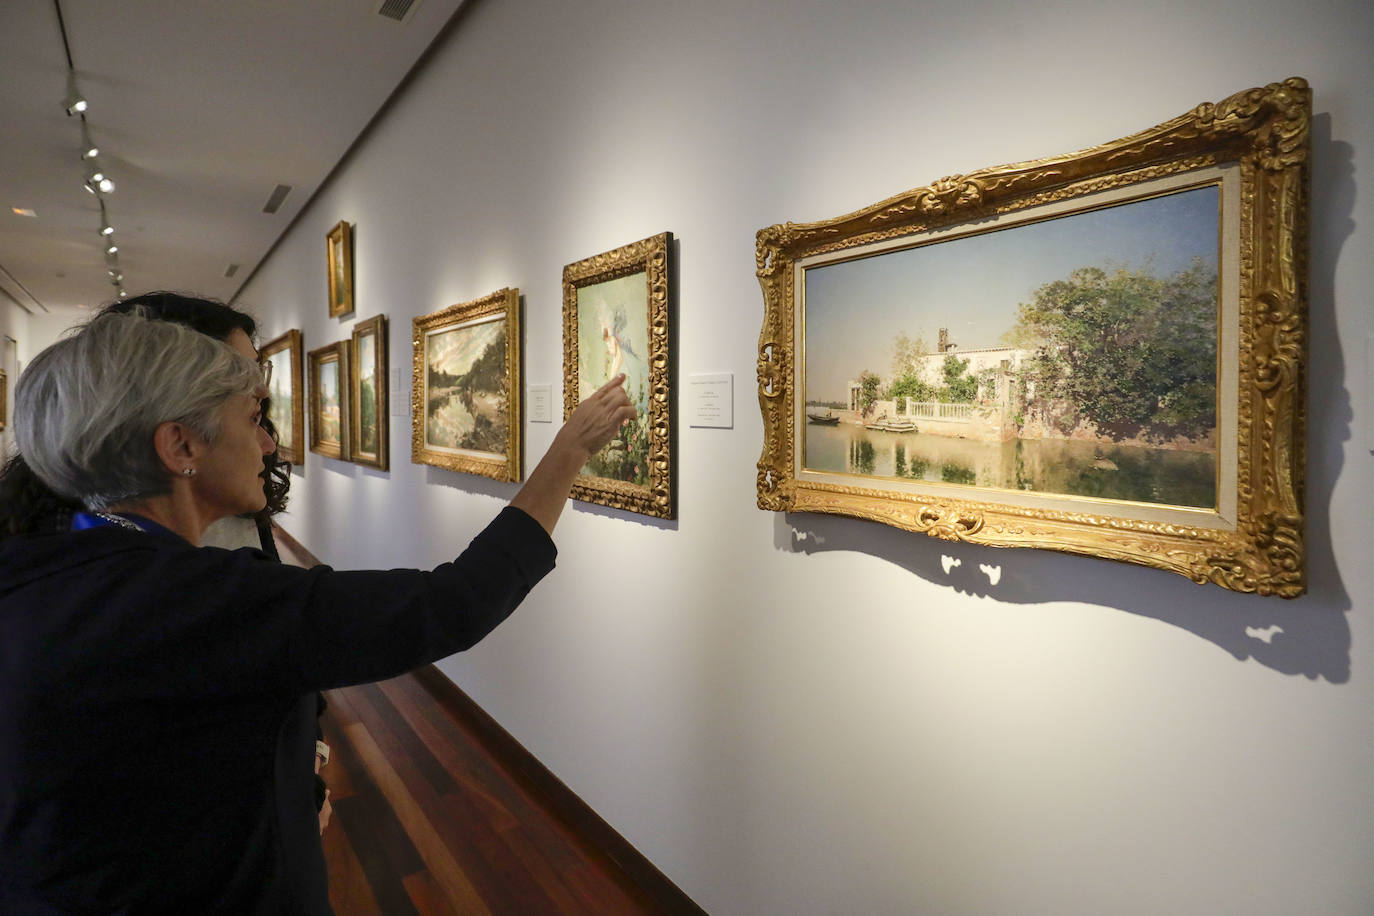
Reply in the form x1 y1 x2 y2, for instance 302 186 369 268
235 0 1374 912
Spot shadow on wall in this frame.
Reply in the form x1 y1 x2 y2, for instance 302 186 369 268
771 115 1356 685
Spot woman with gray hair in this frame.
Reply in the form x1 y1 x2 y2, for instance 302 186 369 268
0 309 635 915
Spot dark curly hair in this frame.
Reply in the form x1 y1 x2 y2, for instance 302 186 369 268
0 291 291 539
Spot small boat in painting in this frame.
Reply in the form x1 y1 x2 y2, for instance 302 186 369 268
863 414 918 433
807 411 840 425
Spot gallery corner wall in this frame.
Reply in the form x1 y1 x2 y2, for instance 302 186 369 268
236 0 1374 913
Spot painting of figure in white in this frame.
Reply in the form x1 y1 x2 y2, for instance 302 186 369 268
576 272 651 484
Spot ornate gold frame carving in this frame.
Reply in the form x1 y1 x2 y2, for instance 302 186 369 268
562 232 675 519
0 369 7 432
756 78 1309 597
349 315 389 471
260 329 304 465
326 220 354 318
411 288 521 482
307 340 350 461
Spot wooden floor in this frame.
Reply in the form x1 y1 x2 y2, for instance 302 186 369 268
268 527 698 915
318 671 679 916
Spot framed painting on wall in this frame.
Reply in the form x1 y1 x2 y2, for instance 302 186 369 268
755 78 1310 597
0 369 6 431
349 315 389 471
562 231 674 519
308 340 350 461
326 220 354 318
259 329 304 465
412 288 521 482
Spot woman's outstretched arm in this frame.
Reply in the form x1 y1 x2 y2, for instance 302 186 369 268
509 373 636 535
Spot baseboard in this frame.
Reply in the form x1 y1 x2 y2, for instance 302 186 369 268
410 664 707 916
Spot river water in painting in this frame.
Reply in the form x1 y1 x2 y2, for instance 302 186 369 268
805 425 1216 508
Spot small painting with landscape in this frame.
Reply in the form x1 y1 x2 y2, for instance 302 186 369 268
350 315 388 470
308 341 349 461
260 329 303 465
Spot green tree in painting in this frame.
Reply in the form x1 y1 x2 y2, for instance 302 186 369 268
884 331 935 403
938 354 978 404
457 328 508 453
857 371 881 418
1008 260 1217 439
358 376 376 454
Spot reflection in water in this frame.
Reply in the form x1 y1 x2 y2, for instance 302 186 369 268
807 425 1215 508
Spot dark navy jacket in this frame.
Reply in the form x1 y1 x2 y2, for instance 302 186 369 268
0 507 554 914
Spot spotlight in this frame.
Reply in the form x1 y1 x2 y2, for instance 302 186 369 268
63 71 87 115
106 243 118 255
97 177 114 193
80 123 98 159
99 220 114 236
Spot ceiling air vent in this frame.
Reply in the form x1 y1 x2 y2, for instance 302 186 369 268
262 184 292 214
376 0 421 23
224 263 240 279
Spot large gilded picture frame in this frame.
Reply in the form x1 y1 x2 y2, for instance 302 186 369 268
259 329 304 465
326 220 354 318
349 314 389 471
308 340 350 461
756 78 1309 597
563 232 675 519
0 369 7 432
412 288 521 482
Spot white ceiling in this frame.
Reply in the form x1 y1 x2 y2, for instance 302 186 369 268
0 0 467 320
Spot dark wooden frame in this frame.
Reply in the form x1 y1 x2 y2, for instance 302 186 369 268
260 329 304 465
308 340 351 460
349 315 389 471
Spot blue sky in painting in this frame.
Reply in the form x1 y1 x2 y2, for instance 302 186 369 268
804 185 1219 401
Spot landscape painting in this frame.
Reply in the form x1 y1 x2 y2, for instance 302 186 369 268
260 329 302 465
756 77 1311 595
562 231 675 519
350 315 388 470
803 184 1220 509
308 341 349 460
411 288 521 481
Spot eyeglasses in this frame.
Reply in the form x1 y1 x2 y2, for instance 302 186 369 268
258 358 273 389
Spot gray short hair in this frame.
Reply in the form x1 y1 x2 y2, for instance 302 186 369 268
16 309 263 510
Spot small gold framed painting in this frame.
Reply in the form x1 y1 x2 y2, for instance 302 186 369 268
349 315 389 471
326 220 354 318
307 340 350 461
412 288 521 482
562 232 674 519
259 329 304 465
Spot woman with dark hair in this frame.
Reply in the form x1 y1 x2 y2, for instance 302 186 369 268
0 291 289 541
0 305 635 914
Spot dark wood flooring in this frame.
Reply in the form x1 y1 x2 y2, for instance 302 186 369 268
272 526 702 915
319 672 680 915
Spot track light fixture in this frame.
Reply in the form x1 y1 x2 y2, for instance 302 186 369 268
63 70 87 115
99 219 113 236
80 122 98 159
